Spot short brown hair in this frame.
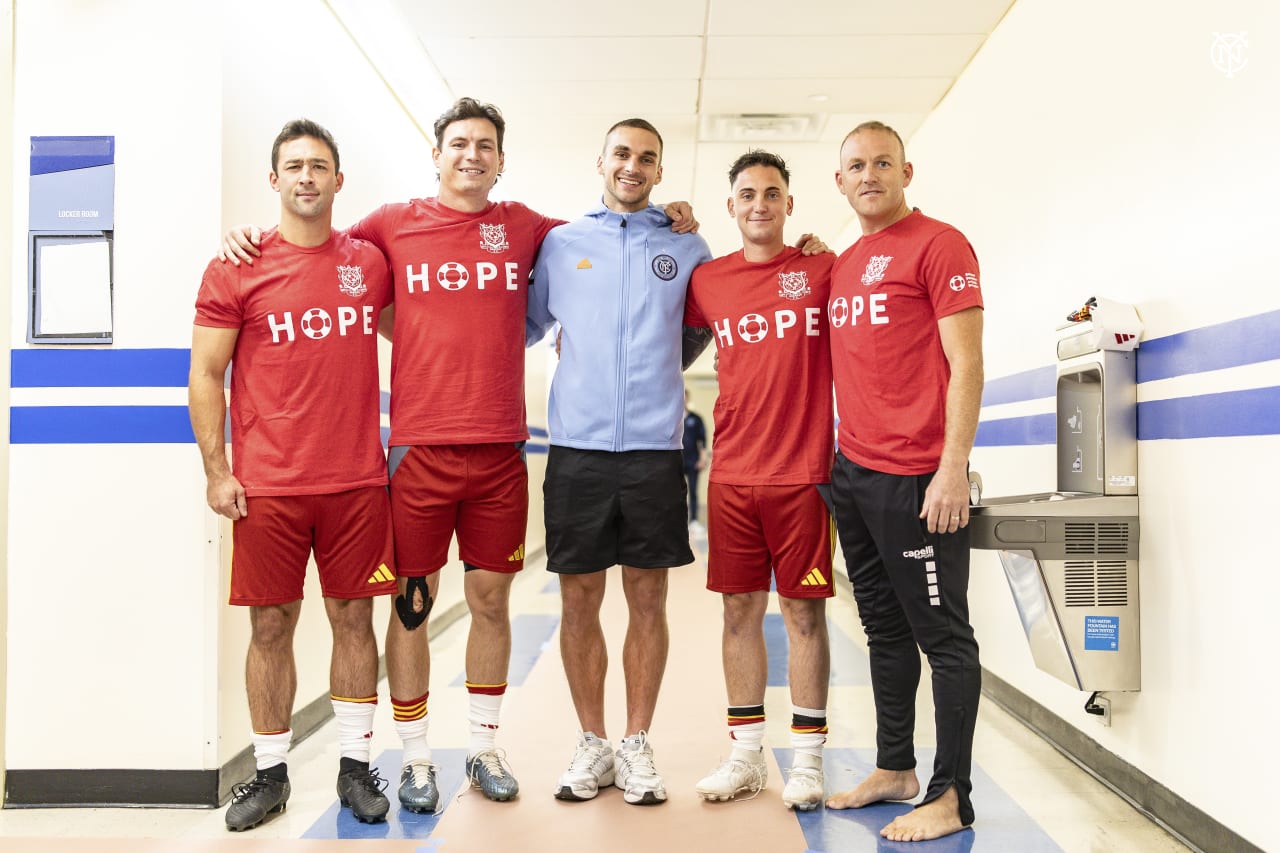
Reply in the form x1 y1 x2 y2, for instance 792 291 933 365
728 149 790 187
434 97 506 152
271 118 339 173
603 118 664 161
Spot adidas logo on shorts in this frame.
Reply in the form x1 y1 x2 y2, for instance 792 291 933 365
366 563 394 585
799 568 828 587
507 545 525 562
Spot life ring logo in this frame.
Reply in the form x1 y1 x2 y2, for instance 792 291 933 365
1210 32 1248 79
652 254 678 281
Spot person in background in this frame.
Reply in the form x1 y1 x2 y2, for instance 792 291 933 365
681 387 709 530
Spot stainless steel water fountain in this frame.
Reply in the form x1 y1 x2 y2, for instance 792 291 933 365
970 300 1142 693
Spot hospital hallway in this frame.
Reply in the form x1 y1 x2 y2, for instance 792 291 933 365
0 533 1191 853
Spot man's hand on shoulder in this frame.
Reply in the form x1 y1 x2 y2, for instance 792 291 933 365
219 225 263 266
663 201 700 234
794 233 832 255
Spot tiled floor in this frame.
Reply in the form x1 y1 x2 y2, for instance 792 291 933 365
0 535 1189 852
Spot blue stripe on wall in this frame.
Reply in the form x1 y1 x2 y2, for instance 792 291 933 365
11 406 195 444
980 366 1055 407
12 348 190 387
1139 386 1280 440
1136 309 1280 384
974 413 1055 447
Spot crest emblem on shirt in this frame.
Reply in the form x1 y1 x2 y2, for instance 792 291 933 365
861 255 893 286
652 254 678 281
777 270 811 301
337 265 367 297
479 223 510 254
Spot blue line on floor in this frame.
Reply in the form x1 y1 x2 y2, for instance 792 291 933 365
450 613 560 688
765 614 871 687
775 747 1062 852
302 748 467 840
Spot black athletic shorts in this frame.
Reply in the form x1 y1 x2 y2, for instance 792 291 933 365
544 446 694 574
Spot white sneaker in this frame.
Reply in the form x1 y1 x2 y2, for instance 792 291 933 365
695 752 767 802
554 732 615 801
782 756 824 811
615 731 667 805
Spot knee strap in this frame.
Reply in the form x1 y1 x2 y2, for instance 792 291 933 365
394 575 433 630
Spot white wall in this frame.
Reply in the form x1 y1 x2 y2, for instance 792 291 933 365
6 0 222 771
5 0 527 778
861 1 1278 848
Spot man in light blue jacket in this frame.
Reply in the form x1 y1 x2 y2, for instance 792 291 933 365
527 118 713 807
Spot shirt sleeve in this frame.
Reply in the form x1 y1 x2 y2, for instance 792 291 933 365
920 227 983 319
525 234 558 347
193 257 243 328
683 270 709 329
347 205 391 254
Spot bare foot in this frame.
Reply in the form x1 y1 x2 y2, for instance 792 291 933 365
880 786 967 842
825 768 919 809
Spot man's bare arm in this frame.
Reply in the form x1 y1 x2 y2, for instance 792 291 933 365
920 306 983 534
188 325 247 519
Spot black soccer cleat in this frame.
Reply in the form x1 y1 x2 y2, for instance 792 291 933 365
336 761 390 823
225 775 290 832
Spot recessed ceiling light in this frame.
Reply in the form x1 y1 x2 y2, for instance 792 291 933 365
809 94 830 102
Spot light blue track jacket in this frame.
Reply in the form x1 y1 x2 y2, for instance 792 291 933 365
527 201 713 451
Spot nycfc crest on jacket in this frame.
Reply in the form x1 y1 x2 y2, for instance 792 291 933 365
349 198 560 447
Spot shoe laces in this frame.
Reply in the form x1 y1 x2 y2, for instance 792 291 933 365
709 758 765 801
569 737 610 771
619 734 657 776
230 776 278 803
788 765 822 787
406 761 437 788
345 765 389 794
733 759 768 794
470 748 514 781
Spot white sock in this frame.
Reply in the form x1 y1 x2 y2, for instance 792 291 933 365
250 729 291 772
790 704 827 764
466 687 504 757
331 696 376 763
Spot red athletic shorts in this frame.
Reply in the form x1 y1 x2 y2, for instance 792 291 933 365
706 482 835 599
388 443 529 576
230 486 396 606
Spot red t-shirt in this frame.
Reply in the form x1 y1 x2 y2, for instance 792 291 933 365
350 199 560 446
194 228 392 495
828 210 983 475
684 246 834 485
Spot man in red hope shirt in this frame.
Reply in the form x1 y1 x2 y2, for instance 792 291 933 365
824 121 984 843
190 119 395 830
221 99 697 814
683 150 835 811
